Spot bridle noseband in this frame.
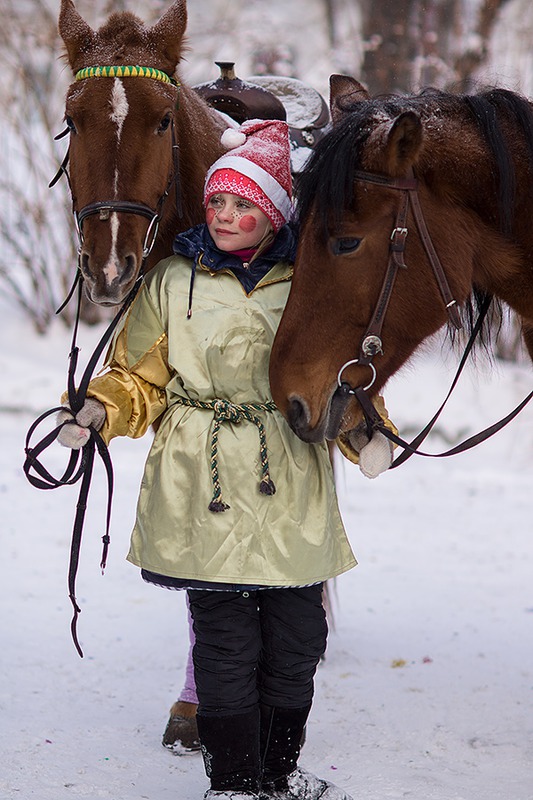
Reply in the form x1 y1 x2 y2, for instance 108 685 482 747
75 198 164 262
337 166 462 394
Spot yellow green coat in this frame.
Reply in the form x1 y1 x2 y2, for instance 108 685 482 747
86 254 357 587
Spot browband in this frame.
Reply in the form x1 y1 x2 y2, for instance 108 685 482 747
75 65 179 86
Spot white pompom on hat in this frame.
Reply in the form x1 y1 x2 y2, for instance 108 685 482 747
220 128 247 149
204 119 293 232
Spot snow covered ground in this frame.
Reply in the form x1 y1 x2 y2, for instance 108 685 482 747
0 302 532 800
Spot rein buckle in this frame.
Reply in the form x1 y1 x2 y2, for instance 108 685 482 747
361 335 383 358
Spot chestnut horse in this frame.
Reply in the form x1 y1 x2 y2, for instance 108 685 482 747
269 75 533 443
58 0 226 306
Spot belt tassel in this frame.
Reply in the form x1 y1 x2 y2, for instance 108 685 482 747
175 397 277 512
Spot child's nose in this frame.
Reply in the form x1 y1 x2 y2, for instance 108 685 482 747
217 206 235 222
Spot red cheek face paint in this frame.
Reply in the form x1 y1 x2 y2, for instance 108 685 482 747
206 207 216 225
238 214 257 233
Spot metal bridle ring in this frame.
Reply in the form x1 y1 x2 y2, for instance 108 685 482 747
142 214 161 258
337 359 377 392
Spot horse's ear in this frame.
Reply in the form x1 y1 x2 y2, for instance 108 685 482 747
329 74 369 124
385 111 423 172
58 0 96 70
149 0 188 73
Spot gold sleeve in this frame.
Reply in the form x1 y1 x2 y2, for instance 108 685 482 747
336 395 398 464
61 285 174 444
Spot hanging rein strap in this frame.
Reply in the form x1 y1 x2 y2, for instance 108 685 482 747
338 167 532 462
28 69 184 656
23 274 142 657
174 396 277 511
346 295 533 465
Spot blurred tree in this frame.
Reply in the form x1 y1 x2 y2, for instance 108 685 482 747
358 0 513 93
0 0 119 329
0 0 529 361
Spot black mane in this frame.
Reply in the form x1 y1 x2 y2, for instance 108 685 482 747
296 87 533 239
295 86 533 349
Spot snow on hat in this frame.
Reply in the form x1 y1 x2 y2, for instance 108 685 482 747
204 119 293 232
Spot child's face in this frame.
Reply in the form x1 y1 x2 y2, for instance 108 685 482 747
206 193 272 251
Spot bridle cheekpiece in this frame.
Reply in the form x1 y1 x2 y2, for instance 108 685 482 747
55 64 183 260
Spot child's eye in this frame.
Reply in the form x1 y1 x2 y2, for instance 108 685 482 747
210 196 224 207
237 200 254 210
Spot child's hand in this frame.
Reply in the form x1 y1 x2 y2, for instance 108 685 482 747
56 398 106 449
347 423 393 479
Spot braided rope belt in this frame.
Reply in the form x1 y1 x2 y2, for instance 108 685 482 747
174 397 277 512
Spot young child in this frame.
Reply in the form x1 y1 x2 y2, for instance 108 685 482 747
57 119 393 800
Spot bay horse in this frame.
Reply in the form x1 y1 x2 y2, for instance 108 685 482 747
56 0 336 753
58 0 227 306
269 74 533 443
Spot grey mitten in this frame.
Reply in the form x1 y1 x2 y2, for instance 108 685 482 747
56 397 106 449
348 422 394 479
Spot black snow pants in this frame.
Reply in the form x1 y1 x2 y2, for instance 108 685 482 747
187 584 327 715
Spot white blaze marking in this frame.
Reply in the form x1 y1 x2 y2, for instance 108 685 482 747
106 79 129 280
110 79 128 194
110 78 129 141
103 213 120 284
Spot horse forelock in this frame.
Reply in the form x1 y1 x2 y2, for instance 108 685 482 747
96 12 148 45
297 86 533 239
69 11 187 74
296 110 372 232
296 93 444 231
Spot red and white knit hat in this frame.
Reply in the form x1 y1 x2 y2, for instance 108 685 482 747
204 119 293 232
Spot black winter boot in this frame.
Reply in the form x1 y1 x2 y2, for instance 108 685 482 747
196 708 261 796
259 705 353 800
260 704 310 784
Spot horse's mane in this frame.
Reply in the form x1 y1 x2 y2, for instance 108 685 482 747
297 86 533 231
296 86 533 349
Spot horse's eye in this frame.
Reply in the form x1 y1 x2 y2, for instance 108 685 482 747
65 115 77 134
332 237 361 255
158 114 172 134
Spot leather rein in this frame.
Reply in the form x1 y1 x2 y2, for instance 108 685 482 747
335 168 533 466
24 67 184 657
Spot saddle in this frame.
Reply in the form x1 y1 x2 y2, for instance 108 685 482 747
193 62 330 173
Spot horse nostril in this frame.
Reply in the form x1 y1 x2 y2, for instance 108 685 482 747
287 396 311 435
79 252 94 281
119 254 137 285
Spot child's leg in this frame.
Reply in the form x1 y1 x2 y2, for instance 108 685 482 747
188 589 262 794
258 584 326 778
179 597 199 704
257 585 352 799
162 598 200 753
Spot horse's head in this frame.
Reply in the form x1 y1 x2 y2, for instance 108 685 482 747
270 75 484 442
58 0 215 306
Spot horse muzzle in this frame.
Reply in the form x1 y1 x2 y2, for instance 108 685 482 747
286 386 351 443
80 250 139 306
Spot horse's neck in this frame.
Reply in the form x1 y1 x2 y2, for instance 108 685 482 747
146 86 227 268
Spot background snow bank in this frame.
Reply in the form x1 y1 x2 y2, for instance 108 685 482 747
0 303 532 800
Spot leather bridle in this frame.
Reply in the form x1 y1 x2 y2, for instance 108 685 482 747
52 119 183 263
337 166 462 393
50 64 183 262
24 68 184 656
332 167 533 465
